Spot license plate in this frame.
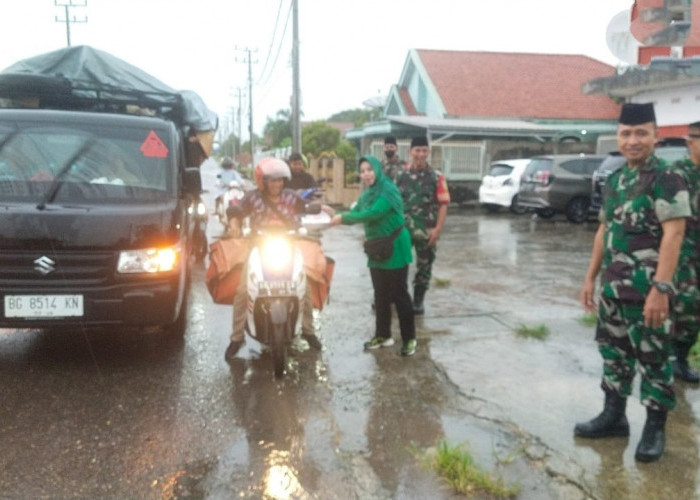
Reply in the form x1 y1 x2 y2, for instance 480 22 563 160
4 295 84 318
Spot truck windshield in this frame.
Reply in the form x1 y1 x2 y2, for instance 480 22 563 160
0 122 171 203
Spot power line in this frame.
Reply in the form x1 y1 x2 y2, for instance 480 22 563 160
257 0 285 83
257 1 292 87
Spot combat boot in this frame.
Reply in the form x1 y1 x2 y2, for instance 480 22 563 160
635 407 668 462
673 341 700 383
413 286 426 315
574 390 629 438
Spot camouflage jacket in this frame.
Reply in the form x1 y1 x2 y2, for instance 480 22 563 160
395 164 450 233
673 159 700 300
674 159 700 259
381 157 407 182
600 154 691 302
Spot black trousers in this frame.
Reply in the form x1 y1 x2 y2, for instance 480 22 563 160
370 265 415 343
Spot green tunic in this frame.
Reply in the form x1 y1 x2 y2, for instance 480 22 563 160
340 156 413 270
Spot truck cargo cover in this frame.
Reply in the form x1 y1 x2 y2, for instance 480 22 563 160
0 45 217 132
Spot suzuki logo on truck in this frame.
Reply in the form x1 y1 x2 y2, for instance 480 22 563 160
34 256 56 275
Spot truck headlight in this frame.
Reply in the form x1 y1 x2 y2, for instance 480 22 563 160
117 246 180 273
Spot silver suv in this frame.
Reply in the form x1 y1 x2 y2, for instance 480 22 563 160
517 154 605 223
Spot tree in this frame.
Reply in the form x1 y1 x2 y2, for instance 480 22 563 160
327 107 379 126
301 121 340 156
263 109 292 149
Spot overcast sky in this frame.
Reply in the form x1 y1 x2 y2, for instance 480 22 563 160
0 1 634 138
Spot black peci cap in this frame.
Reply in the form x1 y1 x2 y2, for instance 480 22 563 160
619 103 656 125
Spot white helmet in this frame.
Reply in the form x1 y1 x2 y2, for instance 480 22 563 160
254 157 291 189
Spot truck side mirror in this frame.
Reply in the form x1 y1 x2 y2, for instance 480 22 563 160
183 167 202 194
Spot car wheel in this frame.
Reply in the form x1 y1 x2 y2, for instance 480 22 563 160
565 197 590 223
484 204 501 213
509 195 527 215
535 207 555 219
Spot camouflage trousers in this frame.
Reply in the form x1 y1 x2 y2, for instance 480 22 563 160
673 264 700 346
411 233 436 289
595 296 675 411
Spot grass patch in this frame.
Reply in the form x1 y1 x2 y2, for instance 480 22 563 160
433 277 451 288
420 441 519 498
579 312 598 327
515 324 550 340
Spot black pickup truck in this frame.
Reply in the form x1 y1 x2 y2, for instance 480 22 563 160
0 46 216 336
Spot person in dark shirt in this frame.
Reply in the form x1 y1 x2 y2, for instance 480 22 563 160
285 152 317 190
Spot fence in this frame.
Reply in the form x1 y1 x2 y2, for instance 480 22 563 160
308 156 360 208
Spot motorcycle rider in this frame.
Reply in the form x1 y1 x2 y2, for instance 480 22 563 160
285 152 317 190
224 158 323 360
218 156 243 186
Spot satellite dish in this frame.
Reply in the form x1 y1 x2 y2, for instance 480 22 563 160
606 9 640 65
362 95 387 109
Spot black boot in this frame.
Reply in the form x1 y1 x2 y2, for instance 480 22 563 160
673 341 700 383
413 286 426 315
635 407 668 462
574 391 629 438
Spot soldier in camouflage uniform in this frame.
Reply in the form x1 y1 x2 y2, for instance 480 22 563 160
575 103 691 463
381 136 407 182
395 136 450 315
672 121 700 382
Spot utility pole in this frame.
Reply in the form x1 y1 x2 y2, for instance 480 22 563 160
235 48 257 163
54 0 87 47
291 0 302 153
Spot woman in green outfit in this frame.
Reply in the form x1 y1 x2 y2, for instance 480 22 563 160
330 155 416 355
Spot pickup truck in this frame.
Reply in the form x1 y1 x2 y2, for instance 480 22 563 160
0 46 217 336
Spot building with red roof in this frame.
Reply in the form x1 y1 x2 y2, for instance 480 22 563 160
347 49 620 202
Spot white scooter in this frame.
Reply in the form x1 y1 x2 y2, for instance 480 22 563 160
230 204 331 377
214 176 253 229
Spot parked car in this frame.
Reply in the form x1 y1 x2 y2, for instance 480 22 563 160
517 154 605 223
478 158 531 214
589 139 690 215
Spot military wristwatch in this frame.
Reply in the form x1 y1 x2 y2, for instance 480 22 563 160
652 281 675 296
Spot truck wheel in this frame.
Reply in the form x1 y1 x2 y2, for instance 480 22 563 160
565 197 590 223
165 289 188 338
271 323 287 378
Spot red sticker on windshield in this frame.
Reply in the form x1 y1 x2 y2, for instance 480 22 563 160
140 130 169 158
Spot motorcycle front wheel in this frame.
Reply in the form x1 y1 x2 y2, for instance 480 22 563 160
271 323 287 377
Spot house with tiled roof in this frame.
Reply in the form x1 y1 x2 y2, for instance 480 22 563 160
347 49 620 202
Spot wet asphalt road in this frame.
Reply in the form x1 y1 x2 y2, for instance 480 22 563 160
1 160 699 499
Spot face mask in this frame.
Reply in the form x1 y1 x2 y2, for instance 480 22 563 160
385 150 395 158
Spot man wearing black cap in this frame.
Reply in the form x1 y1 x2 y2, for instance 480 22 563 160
395 136 450 315
576 103 691 463
381 136 407 182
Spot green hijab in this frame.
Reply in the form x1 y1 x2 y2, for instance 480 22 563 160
356 155 404 215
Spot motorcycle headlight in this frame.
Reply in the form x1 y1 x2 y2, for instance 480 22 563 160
117 246 180 273
196 201 207 217
260 237 293 272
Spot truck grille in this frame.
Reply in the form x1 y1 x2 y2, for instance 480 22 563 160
0 250 116 287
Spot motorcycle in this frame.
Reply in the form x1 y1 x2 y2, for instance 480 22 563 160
214 176 252 229
229 203 332 377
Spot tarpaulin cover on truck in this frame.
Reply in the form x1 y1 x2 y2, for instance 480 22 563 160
0 45 218 134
